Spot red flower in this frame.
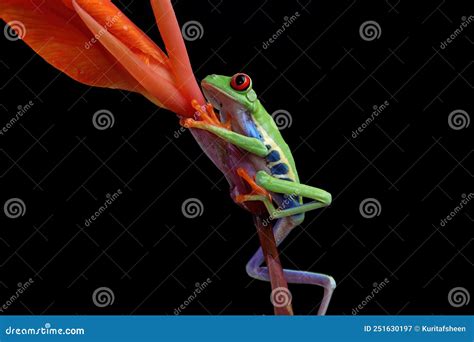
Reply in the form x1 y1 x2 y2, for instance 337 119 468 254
0 0 205 117
2 0 265 214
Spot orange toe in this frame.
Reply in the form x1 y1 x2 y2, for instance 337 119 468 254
180 118 196 128
205 103 220 124
235 194 247 203
237 167 253 184
191 100 228 129
236 168 272 202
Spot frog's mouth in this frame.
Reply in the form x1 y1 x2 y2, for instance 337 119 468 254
201 81 224 111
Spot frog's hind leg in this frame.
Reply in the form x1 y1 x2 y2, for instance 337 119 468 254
235 168 336 314
243 171 335 315
255 170 332 217
246 217 336 315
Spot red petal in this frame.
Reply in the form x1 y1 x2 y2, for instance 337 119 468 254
151 0 205 115
0 0 142 93
72 0 189 115
1 0 202 116
74 0 170 67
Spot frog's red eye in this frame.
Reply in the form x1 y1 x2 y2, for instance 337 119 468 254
230 73 251 91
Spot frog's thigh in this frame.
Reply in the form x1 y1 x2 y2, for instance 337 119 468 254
256 171 332 204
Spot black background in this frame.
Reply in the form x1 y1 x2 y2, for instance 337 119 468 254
1 0 473 315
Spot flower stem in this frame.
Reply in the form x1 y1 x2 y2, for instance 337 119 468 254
253 216 294 315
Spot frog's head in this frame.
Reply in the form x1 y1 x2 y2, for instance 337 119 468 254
201 73 259 116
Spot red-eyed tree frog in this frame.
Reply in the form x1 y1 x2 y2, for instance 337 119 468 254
181 73 336 315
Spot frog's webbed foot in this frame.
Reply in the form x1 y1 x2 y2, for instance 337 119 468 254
180 100 231 130
235 167 273 204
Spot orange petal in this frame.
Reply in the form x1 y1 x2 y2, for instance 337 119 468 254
151 0 205 114
73 0 170 67
72 0 189 115
0 0 142 93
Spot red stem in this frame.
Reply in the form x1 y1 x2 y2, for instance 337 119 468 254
254 216 293 315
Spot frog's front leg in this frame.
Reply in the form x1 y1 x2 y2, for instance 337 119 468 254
180 101 268 157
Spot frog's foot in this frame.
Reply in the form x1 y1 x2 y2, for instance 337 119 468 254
235 167 272 203
180 99 231 129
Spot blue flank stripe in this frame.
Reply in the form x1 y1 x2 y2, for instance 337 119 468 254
270 163 289 175
266 150 280 162
243 115 262 140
